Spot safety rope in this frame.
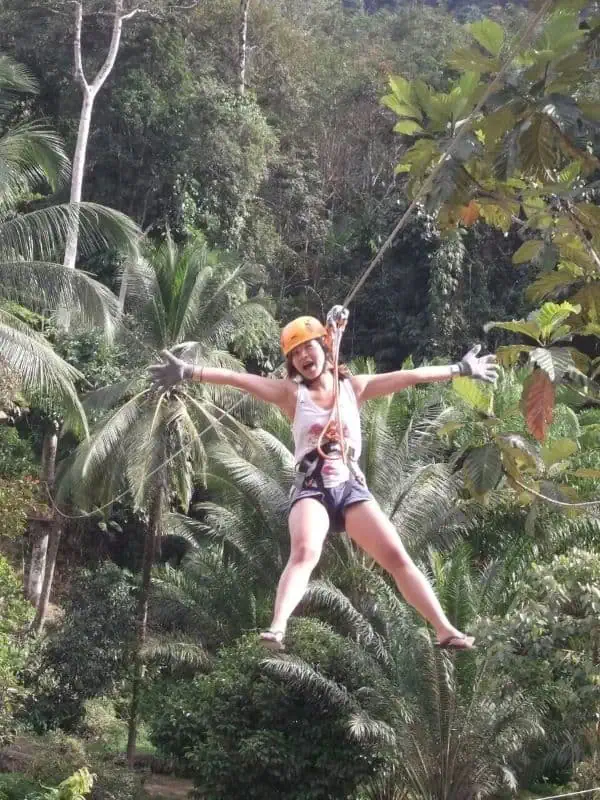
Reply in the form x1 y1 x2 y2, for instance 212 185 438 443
342 0 552 308
531 788 600 800
45 0 562 521
512 477 600 508
316 306 349 463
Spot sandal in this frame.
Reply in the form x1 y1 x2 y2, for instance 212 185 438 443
259 630 286 652
435 634 476 651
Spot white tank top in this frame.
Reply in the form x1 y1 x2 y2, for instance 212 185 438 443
292 378 363 487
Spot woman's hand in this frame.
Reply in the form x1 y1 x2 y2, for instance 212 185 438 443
148 350 194 392
458 345 499 383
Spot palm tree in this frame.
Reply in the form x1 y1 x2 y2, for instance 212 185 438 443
0 52 140 631
60 234 277 763
151 416 296 651
263 547 543 800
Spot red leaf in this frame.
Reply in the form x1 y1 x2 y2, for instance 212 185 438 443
521 369 555 442
459 200 480 226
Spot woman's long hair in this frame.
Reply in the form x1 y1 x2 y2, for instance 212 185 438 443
286 337 351 383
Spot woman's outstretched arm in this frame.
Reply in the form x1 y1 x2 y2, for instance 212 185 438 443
352 345 498 403
148 350 295 412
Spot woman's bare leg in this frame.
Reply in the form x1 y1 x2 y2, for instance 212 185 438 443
344 500 473 646
267 497 330 635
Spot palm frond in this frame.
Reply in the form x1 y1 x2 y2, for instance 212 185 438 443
303 579 389 658
142 636 209 670
348 711 398 747
0 202 140 262
0 306 86 435
0 261 119 339
65 388 150 505
261 654 354 710
82 375 147 415
0 54 38 93
208 440 291 527
164 513 203 549
0 121 69 201
205 302 278 351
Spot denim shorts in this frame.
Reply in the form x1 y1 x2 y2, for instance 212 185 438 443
289 478 373 533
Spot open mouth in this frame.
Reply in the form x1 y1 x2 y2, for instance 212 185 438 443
302 360 316 371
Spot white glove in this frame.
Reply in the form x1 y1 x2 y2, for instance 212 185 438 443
148 350 194 391
457 344 499 384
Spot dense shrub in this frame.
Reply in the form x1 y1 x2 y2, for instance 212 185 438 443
150 626 381 800
23 565 136 733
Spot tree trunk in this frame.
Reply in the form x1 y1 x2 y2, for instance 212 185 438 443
30 425 61 633
63 0 126 270
238 0 250 95
126 481 164 766
63 89 95 269
27 521 49 605
27 428 58 605
32 524 61 634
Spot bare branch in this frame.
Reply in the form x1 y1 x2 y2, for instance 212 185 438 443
90 0 125 93
121 6 148 20
73 1 89 90
120 0 202 20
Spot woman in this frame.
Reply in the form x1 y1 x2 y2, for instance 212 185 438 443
149 311 498 652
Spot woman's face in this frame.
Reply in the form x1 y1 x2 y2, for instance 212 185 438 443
290 338 326 381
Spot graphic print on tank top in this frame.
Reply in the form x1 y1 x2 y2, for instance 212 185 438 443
292 379 363 488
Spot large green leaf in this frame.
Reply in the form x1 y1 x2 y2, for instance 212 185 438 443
468 19 505 57
541 437 577 467
388 75 413 105
452 376 493 414
512 240 544 264
479 107 516 147
525 267 582 303
463 443 503 496
529 346 579 383
484 319 541 342
539 9 583 52
394 139 439 176
534 301 580 339
393 120 424 136
448 47 500 73
496 344 534 368
478 201 514 232
496 433 542 473
518 114 559 181
381 94 423 121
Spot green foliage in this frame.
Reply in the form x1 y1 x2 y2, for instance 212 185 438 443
22 734 89 788
23 565 136 733
387 2 600 438
87 765 144 800
52 331 130 393
0 428 37 479
485 548 600 782
0 774 41 800
36 768 94 800
0 555 33 747
149 633 380 800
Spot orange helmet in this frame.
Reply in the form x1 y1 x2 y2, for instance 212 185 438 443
280 316 327 356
